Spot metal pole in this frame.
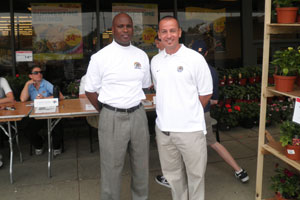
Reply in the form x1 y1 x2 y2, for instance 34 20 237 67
96 0 100 51
9 0 16 76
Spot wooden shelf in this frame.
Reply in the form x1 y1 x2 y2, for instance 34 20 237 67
266 23 300 34
262 144 300 170
266 86 300 99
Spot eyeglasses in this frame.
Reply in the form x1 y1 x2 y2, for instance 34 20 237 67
31 71 43 75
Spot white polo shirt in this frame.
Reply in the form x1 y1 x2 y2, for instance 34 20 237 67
151 45 213 133
85 40 151 109
0 77 12 99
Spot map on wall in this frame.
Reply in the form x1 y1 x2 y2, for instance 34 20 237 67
112 3 158 58
31 3 83 61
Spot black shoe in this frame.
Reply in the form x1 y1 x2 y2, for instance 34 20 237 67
235 169 249 183
155 175 171 188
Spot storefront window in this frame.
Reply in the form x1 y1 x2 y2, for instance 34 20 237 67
177 0 241 69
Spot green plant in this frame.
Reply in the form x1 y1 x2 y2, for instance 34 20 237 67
271 46 300 76
211 104 240 128
66 79 80 96
270 166 300 199
273 0 300 7
279 120 300 147
5 74 29 101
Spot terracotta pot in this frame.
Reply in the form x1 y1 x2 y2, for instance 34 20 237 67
275 192 289 200
273 74 297 92
238 78 247 86
219 79 226 86
227 78 235 85
285 144 300 161
248 77 256 84
276 7 299 24
297 14 300 22
296 75 300 87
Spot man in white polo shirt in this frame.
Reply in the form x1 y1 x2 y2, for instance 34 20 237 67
85 13 151 200
151 16 212 200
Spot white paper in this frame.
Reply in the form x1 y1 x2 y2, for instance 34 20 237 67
292 98 300 124
35 106 57 113
16 51 33 62
142 100 152 106
85 104 96 111
34 98 59 107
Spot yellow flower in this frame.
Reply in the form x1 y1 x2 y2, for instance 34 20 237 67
288 47 293 51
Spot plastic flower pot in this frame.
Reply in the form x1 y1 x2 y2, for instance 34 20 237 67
274 74 297 92
285 145 300 161
276 7 298 24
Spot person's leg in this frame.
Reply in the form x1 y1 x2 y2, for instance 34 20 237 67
174 131 207 200
98 108 130 200
155 125 188 200
210 142 241 171
24 118 44 149
129 107 149 200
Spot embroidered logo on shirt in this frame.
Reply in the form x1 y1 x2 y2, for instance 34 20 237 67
177 66 183 72
134 62 142 69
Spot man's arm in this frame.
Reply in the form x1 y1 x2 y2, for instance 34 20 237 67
85 91 100 111
0 92 14 104
199 94 212 108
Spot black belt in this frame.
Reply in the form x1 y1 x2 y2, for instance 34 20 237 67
102 103 142 113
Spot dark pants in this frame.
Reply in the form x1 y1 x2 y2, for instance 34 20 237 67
24 118 62 149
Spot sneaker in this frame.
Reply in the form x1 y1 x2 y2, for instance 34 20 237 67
53 148 62 156
155 175 171 188
235 169 249 183
35 148 43 155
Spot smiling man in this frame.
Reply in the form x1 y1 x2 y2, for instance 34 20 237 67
151 16 213 200
85 13 151 200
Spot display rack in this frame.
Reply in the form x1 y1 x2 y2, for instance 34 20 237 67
255 0 300 200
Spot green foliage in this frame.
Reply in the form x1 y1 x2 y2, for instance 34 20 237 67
66 79 80 97
273 0 300 7
211 104 239 127
279 120 300 147
5 74 29 101
270 166 300 199
271 46 300 76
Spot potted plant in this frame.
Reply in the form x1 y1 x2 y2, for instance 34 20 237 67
66 79 80 98
271 46 300 92
270 165 300 200
273 0 300 23
5 74 29 101
280 120 300 161
210 104 239 131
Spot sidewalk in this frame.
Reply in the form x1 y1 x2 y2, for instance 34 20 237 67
0 118 281 200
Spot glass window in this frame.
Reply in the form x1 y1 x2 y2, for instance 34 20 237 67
177 0 242 69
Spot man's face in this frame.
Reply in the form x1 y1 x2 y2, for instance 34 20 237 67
112 14 133 46
158 18 181 52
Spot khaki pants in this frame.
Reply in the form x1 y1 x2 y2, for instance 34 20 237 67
156 126 207 200
98 106 150 200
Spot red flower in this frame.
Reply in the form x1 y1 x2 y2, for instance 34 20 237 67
234 106 241 111
15 74 19 78
228 109 232 113
284 169 294 177
280 179 286 183
225 104 231 108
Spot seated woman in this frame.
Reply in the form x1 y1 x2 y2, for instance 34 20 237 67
20 66 64 156
0 76 15 167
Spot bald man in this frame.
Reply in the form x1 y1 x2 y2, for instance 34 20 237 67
85 13 151 200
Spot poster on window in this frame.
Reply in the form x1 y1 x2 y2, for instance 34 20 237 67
185 7 226 52
112 3 158 57
31 3 83 61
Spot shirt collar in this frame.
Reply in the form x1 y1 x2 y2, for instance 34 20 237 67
112 39 132 49
162 44 185 57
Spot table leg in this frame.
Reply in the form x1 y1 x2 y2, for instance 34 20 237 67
47 118 61 178
7 121 14 184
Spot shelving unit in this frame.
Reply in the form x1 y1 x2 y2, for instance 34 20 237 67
255 1 300 200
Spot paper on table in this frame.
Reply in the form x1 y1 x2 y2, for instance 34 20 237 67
85 104 96 110
34 106 57 113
